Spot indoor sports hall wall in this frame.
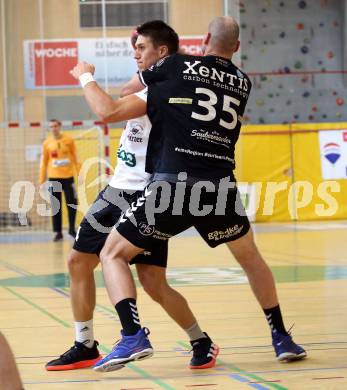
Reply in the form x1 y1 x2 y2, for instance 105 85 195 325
235 122 347 221
233 0 347 125
0 0 222 123
2 0 345 125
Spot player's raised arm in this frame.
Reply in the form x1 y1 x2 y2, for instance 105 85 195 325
70 62 147 123
103 94 147 123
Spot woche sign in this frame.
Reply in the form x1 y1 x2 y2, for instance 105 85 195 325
23 36 203 89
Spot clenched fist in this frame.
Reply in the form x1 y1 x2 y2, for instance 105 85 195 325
70 62 96 79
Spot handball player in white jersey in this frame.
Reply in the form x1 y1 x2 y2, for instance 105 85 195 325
45 20 218 372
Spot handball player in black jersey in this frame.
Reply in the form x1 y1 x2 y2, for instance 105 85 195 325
72 16 307 373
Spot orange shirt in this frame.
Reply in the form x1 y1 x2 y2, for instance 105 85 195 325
39 133 81 184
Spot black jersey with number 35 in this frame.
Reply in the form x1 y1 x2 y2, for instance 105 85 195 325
140 53 252 180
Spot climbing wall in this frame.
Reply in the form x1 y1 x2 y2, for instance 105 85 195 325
238 0 346 124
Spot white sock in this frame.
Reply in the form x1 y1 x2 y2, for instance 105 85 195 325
75 319 94 348
185 322 207 341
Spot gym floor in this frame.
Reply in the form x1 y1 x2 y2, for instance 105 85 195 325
1 221 347 389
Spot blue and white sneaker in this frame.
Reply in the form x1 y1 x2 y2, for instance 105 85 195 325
272 332 307 362
93 327 153 372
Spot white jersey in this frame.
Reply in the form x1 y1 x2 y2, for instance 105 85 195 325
109 89 151 190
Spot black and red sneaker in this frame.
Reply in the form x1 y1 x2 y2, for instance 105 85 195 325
45 341 102 371
189 333 219 369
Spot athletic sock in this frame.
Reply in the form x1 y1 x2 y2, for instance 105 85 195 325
185 322 207 341
115 298 142 336
75 319 94 348
263 305 288 335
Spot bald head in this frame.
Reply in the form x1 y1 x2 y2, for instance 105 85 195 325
205 16 240 57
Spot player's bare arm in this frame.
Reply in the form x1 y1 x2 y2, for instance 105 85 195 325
70 61 146 123
120 73 144 97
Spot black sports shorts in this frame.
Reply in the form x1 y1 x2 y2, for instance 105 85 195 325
73 185 168 267
116 180 250 249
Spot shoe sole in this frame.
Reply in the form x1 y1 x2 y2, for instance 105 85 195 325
93 348 154 372
277 351 307 362
46 355 102 371
189 344 220 370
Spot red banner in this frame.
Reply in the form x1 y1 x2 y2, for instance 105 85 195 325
179 37 203 55
34 41 79 86
24 36 203 89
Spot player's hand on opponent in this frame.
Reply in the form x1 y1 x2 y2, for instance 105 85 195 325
70 62 95 79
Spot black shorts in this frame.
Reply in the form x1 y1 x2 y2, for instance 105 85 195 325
117 180 250 249
73 185 168 267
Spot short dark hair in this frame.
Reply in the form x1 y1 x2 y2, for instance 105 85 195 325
49 119 61 126
136 20 179 55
